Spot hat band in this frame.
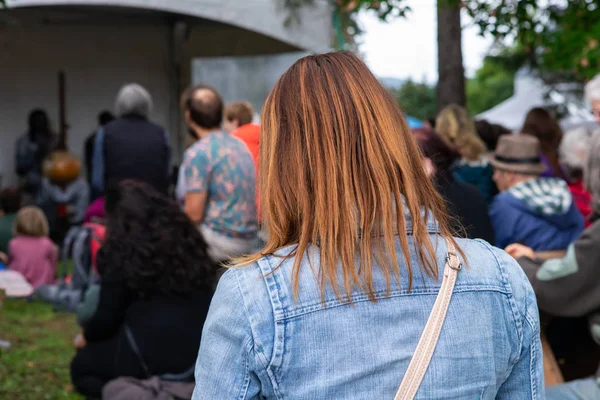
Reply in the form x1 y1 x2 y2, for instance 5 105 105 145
495 155 541 164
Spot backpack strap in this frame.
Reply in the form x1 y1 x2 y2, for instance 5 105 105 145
59 226 81 278
124 325 152 378
160 365 196 382
394 237 462 400
124 325 195 382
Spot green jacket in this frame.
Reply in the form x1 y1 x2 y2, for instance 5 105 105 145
76 284 100 327
0 213 16 253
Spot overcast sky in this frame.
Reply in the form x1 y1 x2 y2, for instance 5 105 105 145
359 0 494 83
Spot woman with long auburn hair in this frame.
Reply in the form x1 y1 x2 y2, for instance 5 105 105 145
521 107 566 179
192 52 542 399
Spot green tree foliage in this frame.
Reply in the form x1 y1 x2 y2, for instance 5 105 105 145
462 0 600 80
466 60 514 116
392 79 437 121
327 0 412 49
391 48 523 120
466 46 527 115
303 1 600 82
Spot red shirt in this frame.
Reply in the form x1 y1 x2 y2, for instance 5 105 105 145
568 180 593 227
232 123 261 217
232 123 260 170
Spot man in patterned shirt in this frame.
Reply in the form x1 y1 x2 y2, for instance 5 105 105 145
182 86 258 265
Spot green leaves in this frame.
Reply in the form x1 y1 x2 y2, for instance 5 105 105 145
336 0 411 20
333 0 411 49
462 0 600 80
466 48 523 115
390 79 437 121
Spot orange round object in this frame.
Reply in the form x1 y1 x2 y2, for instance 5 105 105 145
43 150 81 184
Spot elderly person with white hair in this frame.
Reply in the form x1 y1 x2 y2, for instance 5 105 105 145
585 74 600 124
91 84 170 195
560 126 597 224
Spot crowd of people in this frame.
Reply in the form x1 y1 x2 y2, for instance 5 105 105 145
3 51 600 398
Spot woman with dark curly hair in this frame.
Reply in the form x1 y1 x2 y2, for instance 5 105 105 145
70 180 214 398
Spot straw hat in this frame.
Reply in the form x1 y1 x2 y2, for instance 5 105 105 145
490 135 546 175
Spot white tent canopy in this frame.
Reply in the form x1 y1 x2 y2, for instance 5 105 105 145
477 70 595 132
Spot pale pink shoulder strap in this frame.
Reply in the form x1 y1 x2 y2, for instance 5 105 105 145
394 237 462 400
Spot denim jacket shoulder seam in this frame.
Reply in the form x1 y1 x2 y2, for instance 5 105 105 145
524 294 544 399
254 257 287 397
237 333 253 400
524 287 541 400
233 270 260 400
474 240 514 293
233 268 274 397
476 240 523 365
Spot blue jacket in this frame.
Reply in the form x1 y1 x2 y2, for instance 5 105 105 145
193 214 543 399
489 183 584 251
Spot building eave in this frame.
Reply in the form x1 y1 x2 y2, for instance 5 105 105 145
4 0 332 54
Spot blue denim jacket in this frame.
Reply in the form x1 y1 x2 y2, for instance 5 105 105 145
193 218 543 399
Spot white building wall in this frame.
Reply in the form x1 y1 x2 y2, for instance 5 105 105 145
192 52 307 117
0 23 173 186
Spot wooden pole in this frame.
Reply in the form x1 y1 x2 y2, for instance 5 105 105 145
58 71 67 150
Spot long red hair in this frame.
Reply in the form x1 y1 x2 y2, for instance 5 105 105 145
241 51 459 300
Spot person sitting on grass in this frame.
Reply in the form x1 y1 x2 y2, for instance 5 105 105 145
70 180 215 399
0 206 57 289
0 187 22 254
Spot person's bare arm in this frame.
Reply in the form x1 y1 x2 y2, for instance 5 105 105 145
185 191 208 224
534 250 567 261
506 244 566 261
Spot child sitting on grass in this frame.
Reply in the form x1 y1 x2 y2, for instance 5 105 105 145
0 206 57 289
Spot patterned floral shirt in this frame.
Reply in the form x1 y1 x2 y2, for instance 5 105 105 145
184 131 258 239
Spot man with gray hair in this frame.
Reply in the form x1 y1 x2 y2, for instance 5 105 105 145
91 83 170 195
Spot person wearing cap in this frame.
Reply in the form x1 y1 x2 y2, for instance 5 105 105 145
489 135 584 251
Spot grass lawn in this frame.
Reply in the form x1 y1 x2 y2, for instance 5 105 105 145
0 299 83 400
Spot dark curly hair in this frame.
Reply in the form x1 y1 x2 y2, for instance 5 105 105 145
0 187 22 214
102 180 215 298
